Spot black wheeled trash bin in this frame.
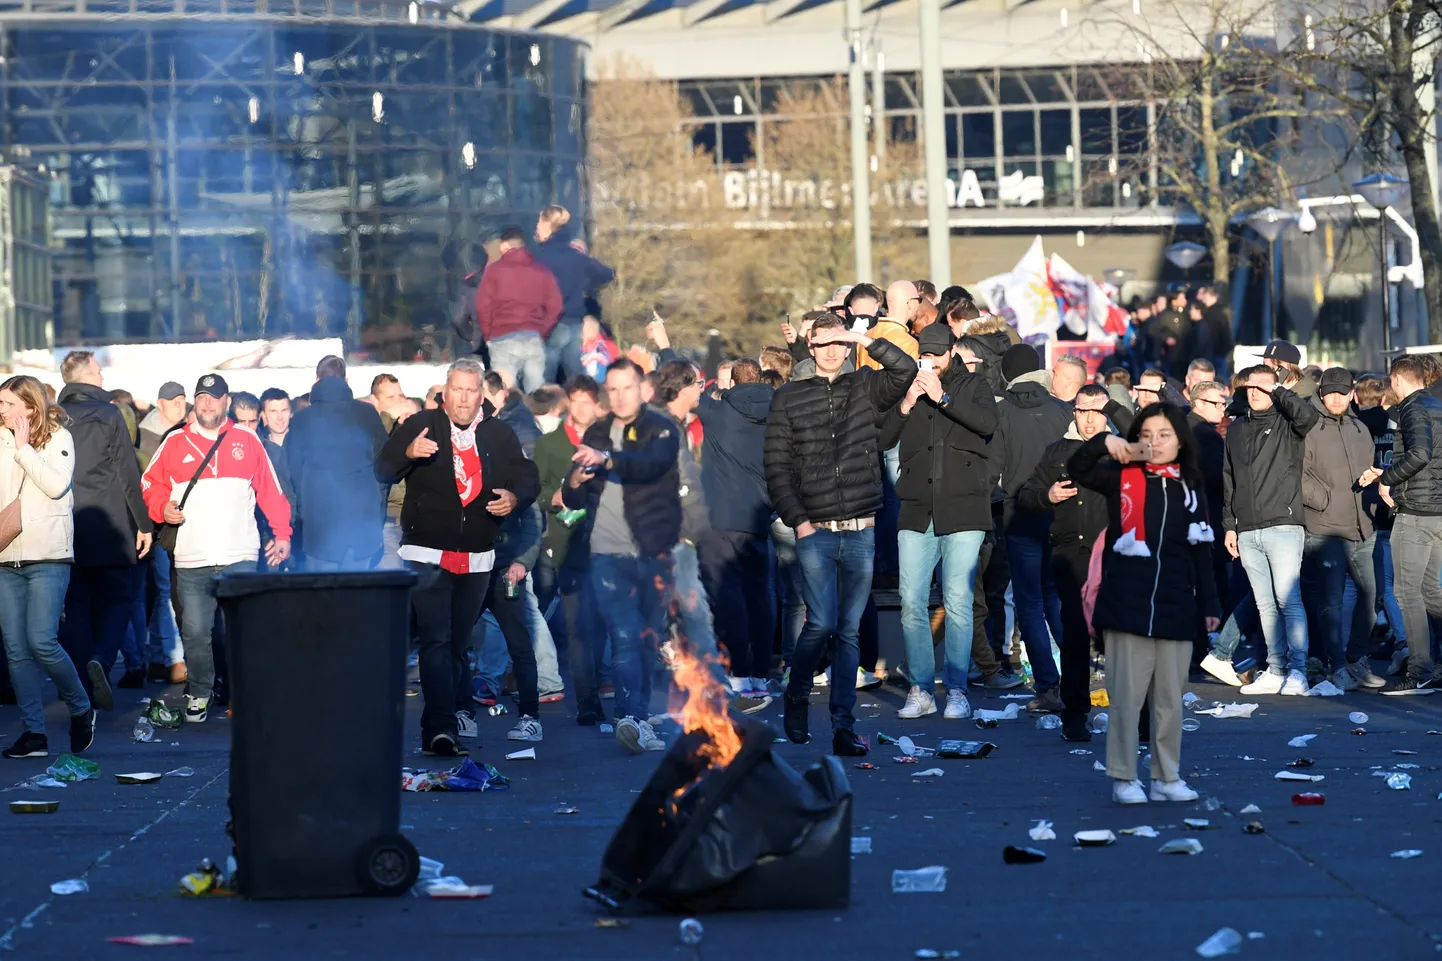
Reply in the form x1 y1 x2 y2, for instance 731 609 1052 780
217 569 418 899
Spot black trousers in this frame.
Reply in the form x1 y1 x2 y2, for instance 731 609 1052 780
699 528 775 679
410 563 491 742
59 564 144 698
482 571 541 719
1051 541 1095 722
559 564 604 720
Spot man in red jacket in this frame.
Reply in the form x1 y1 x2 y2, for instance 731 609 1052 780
475 225 563 393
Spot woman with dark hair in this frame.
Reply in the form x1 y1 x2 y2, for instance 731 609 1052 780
1068 402 1220 805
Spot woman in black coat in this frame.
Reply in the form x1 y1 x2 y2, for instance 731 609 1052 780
1068 403 1221 806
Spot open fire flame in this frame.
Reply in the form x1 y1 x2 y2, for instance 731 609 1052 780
665 642 742 809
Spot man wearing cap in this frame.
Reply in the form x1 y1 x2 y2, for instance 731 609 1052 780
879 324 998 722
994 342 1072 714
1295 368 1380 692
138 381 188 469
1262 339 1314 397
141 374 293 723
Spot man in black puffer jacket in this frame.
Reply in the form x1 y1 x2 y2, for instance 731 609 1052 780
1362 355 1442 693
764 314 915 756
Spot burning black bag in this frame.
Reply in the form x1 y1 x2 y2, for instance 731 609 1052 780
585 717 852 914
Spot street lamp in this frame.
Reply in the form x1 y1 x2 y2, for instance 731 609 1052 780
1354 172 1409 354
1103 266 1136 296
1247 207 1295 343
1163 241 1207 272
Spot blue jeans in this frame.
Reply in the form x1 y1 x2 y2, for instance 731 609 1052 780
771 519 806 665
0 563 89 733
475 574 563 696
145 546 182 666
487 330 547 393
543 320 583 385
1374 530 1406 644
787 527 874 733
173 562 253 699
898 525 985 692
672 541 718 660
1004 533 1063 690
590 552 673 723
1236 525 1308 675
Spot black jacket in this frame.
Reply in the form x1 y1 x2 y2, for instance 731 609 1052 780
696 383 774 535
286 376 390 562
1223 385 1319 533
57 382 153 566
1069 433 1221 640
879 363 997 535
561 408 682 557
377 405 539 555
1379 389 1442 516
1356 404 1394 530
1187 412 1227 535
1017 426 1108 548
531 232 615 325
995 374 1072 535
764 339 915 529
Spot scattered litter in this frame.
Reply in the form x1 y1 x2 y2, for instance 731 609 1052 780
488 704 508 716
999 693 1034 700
1240 804 1261 815
1196 927 1243 958
1287 734 1316 748
1088 713 1109 734
504 748 536 761
854 763 877 770
50 878 88 895
116 773 163 785
973 704 1021 722
1203 797 1222 811
1275 771 1325 782
851 836 872 854
1090 689 1109 707
401 760 510 793
1183 818 1218 830
1386 773 1412 790
131 717 155 743
1395 763 1420 770
1247 932 1265 941
106 936 194 946
1073 830 1116 846
1392 750 1419 756
599 723 614 734
1119 825 1159 838
911 768 945 778
678 918 704 946
973 718 1000 729
1243 821 1265 834
9 799 58 814
165 767 195 778
891 866 947 893
1292 793 1326 805
1182 692 1201 709
178 857 235 897
145 700 184 731
1236 756 1260 761
877 732 901 745
897 737 934 757
1349 712 1369 725
915 951 939 960
1093 760 1106 772
425 879 493 898
595 918 630 929
893 756 919 765
1069 749 1093 755
1427 731 1442 736
1287 758 1315 768
1159 838 1203 855
1002 845 1047 864
1390 849 1424 860
1194 702 1259 719
1036 715 1062 730
936 740 997 759
46 755 100 783
1028 820 1056 841
22 775 67 790
417 857 443 880
1181 718 1202 732
554 806 579 815
1304 680 1343 697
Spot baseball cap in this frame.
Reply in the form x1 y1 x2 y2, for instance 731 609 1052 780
194 374 229 399
1262 339 1302 366
916 323 956 356
157 381 185 401
1318 367 1354 397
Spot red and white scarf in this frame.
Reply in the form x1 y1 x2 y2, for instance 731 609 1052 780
440 418 483 574
1114 463 1180 557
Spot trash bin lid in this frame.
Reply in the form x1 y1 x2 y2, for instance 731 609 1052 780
214 570 418 598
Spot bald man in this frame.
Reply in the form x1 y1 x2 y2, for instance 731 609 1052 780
857 280 921 371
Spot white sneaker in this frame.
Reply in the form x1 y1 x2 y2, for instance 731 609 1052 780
615 716 642 754
184 696 209 723
943 689 971 720
1150 779 1200 802
856 668 884 690
1240 671 1285 695
636 720 666 752
813 672 830 688
1328 668 1359 692
1200 653 1242 687
456 711 478 739
507 715 543 741
1112 779 1147 804
897 688 937 719
1278 670 1309 696
1346 659 1386 689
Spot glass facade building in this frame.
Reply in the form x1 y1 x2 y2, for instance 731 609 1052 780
0 1 588 351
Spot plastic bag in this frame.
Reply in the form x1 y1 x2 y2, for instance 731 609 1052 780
46 755 100 783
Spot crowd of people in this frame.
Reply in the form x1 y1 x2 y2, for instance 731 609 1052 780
1 213 1438 808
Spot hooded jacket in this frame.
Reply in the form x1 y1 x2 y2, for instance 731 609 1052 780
285 376 390 562
696 383 774 534
531 232 615 326
995 371 1072 535
475 247 563 343
1068 433 1221 640
879 362 997 535
1017 422 1109 548
1379 388 1442 517
58 382 153 566
764 338 915 529
1222 384 1319 533
1302 400 1374 540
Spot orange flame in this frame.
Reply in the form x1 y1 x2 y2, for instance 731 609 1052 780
669 644 743 772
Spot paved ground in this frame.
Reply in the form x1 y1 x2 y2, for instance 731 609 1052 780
1 665 1440 961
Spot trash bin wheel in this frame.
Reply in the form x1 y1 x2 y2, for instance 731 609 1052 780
357 835 420 896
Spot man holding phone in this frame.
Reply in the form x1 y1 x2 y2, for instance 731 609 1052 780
1018 384 1113 740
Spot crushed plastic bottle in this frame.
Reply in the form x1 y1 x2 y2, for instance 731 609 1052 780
1036 715 1062 730
1195 927 1243 958
1181 718 1201 732
1386 773 1412 790
1182 692 1202 709
488 704 508 717
1348 712 1369 725
891 866 948 893
1088 712 1109 734
132 717 155 743
679 918 704 945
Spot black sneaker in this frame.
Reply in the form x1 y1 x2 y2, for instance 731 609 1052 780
86 661 114 712
117 668 146 689
1061 714 1092 742
831 728 869 757
576 707 606 727
1382 674 1438 696
424 733 466 757
734 695 772 715
70 709 96 754
782 696 810 745
147 662 170 683
3 731 48 759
